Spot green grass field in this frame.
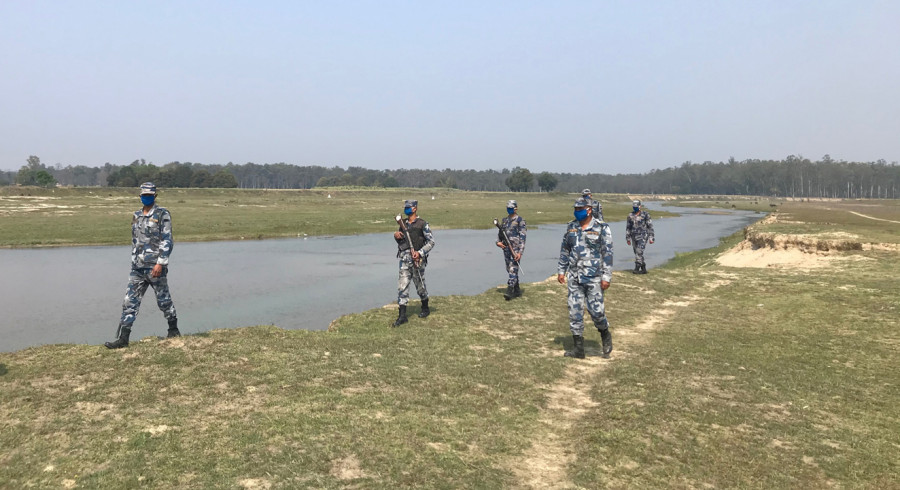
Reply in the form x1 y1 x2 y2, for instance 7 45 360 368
1 199 898 487
0 187 660 248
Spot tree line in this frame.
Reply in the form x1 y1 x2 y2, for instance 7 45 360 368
3 155 899 199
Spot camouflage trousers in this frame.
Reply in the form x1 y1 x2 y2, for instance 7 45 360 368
632 237 648 266
503 251 521 287
119 267 177 333
398 257 428 306
566 277 609 336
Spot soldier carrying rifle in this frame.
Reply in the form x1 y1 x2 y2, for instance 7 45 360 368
494 199 527 300
392 199 435 327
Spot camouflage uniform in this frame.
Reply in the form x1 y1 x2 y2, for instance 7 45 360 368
625 202 654 267
498 213 526 288
558 206 613 337
117 201 177 335
395 211 435 306
582 188 604 222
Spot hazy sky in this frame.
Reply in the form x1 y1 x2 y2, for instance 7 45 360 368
1 1 897 173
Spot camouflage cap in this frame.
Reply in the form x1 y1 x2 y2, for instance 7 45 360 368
403 199 418 208
574 197 591 208
582 188 592 195
507 200 517 208
632 199 642 207
139 182 157 195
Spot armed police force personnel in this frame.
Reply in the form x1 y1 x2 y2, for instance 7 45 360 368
495 200 527 300
557 198 613 359
581 188 604 221
625 199 655 274
393 200 435 327
105 182 180 349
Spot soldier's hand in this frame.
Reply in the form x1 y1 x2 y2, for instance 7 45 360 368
650 239 655 244
412 250 420 261
496 241 505 249
151 264 163 277
601 280 610 290
557 274 566 284
626 240 631 246
394 231 404 240
515 252 522 262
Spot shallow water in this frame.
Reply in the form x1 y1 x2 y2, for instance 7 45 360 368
0 204 759 352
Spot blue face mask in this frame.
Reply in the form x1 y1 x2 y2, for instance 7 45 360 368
141 195 155 206
507 207 515 215
403 207 413 216
633 207 640 212
574 209 589 221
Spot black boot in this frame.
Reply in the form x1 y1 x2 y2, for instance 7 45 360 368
392 305 408 327
418 299 430 318
166 318 181 338
514 284 522 298
503 286 514 300
633 262 641 274
640 263 648 274
600 328 613 358
564 335 585 359
104 326 130 349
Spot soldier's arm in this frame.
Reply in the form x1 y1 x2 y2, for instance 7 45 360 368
557 231 571 275
600 223 613 283
420 222 435 254
646 212 655 241
157 210 173 265
625 215 633 241
518 218 527 251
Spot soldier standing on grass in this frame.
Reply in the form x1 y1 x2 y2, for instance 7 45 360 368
625 199 655 274
392 199 435 327
557 197 613 359
582 188 603 221
495 199 527 300
105 182 180 349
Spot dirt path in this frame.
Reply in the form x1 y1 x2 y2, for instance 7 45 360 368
847 211 900 224
509 274 734 488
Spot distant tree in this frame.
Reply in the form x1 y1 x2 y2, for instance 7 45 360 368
537 172 558 191
505 167 534 192
35 170 57 187
211 170 238 188
190 170 213 188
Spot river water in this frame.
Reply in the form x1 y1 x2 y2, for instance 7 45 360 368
0 205 759 352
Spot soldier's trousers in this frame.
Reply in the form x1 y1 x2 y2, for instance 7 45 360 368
566 277 609 336
632 237 648 266
398 258 428 306
503 251 520 287
119 267 177 333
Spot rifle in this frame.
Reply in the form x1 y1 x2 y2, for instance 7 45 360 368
493 217 523 275
396 215 424 284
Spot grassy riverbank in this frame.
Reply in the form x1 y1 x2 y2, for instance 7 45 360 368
1 200 898 487
0 187 659 248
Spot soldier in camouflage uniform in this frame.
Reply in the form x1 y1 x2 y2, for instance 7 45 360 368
495 199 527 300
557 197 613 359
625 199 655 274
105 182 180 349
392 199 435 327
582 188 604 221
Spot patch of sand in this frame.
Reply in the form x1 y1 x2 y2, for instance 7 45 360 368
848 211 900 224
716 240 839 269
239 478 272 489
330 455 368 480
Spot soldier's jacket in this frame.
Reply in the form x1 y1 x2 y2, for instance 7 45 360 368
131 205 173 268
588 198 602 219
395 217 435 262
558 217 613 283
497 215 526 255
625 210 654 242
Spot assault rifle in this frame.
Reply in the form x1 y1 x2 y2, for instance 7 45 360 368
493 217 523 275
396 215 424 284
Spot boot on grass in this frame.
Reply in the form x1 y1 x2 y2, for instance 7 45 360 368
393 305 408 327
418 299 430 318
564 335 585 359
104 327 130 349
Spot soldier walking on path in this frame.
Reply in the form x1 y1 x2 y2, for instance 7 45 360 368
582 188 604 222
495 199 527 300
625 199 655 274
105 182 180 349
393 199 435 327
557 197 613 359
